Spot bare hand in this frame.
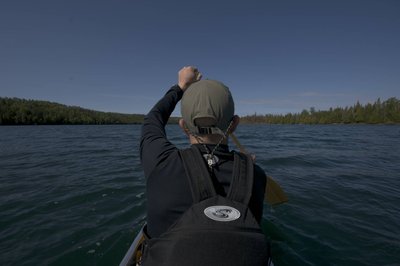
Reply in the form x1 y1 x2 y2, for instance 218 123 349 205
178 66 202 91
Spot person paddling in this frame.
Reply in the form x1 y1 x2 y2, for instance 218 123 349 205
140 66 271 265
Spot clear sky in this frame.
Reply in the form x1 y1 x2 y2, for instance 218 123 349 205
1 0 399 115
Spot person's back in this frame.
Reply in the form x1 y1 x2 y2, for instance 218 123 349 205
140 66 270 265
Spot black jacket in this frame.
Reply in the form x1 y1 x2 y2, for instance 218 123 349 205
140 85 267 238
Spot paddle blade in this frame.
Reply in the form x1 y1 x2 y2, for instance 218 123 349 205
265 176 288 205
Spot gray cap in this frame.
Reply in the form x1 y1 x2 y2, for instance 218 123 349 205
181 80 235 136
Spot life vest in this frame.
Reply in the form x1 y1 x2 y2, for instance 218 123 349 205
141 146 271 266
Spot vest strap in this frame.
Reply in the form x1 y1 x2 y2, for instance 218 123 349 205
180 147 254 205
227 152 254 206
180 147 216 203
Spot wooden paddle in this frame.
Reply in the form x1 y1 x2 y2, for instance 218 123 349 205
230 133 288 205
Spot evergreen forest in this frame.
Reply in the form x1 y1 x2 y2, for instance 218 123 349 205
0 97 145 125
1 97 399 125
240 97 400 124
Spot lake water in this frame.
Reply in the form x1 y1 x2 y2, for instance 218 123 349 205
0 124 399 266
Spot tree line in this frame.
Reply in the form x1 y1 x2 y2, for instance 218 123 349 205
1 96 399 125
240 97 400 124
0 97 146 125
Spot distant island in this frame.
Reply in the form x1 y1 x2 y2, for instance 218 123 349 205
0 97 399 125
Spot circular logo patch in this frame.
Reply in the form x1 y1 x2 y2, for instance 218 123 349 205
204 206 241 222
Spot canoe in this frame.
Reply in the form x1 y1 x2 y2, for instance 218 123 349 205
119 225 145 266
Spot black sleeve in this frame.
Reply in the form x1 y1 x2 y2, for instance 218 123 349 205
140 85 184 177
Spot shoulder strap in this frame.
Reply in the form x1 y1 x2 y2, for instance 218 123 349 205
227 152 254 206
180 147 216 203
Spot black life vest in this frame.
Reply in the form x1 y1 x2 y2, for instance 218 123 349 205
141 146 271 266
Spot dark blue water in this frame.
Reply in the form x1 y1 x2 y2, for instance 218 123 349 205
0 125 399 266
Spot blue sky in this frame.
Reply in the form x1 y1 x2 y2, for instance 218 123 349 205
1 0 399 115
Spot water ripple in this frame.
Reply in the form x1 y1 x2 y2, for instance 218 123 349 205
1 124 400 265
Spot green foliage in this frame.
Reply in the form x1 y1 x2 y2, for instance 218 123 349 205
240 97 400 124
0 97 145 125
2 97 399 125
